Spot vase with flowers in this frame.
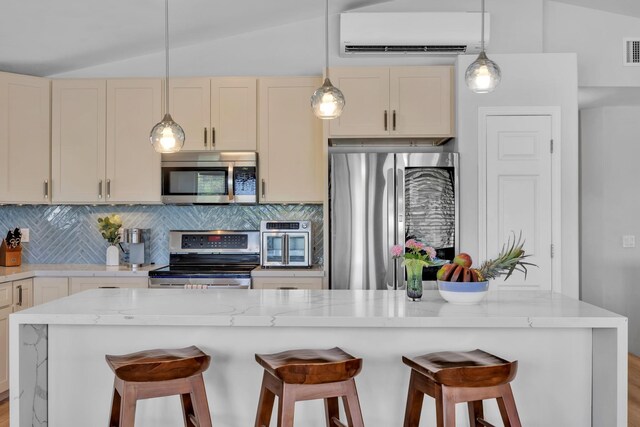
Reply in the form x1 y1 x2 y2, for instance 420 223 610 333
97 214 122 266
391 239 437 301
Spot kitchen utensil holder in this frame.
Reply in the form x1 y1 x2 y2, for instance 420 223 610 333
0 240 22 267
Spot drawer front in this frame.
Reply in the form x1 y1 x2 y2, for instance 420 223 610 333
70 277 148 294
0 283 12 308
252 277 323 290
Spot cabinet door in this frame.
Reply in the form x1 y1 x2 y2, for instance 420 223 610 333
211 77 257 151
0 73 51 203
106 79 162 203
52 80 107 203
69 277 148 294
0 282 12 309
328 68 390 137
252 277 323 290
169 78 211 151
0 306 10 393
33 277 69 306
12 278 33 312
258 77 323 203
389 67 454 137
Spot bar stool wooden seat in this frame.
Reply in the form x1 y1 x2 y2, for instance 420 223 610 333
254 347 364 427
106 345 212 427
402 349 521 427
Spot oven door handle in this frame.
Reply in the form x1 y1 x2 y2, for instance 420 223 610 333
284 234 289 265
228 163 234 202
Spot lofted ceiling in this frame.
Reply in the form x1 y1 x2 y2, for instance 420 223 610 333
0 0 637 77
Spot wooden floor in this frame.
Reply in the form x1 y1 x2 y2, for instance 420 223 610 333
0 357 639 425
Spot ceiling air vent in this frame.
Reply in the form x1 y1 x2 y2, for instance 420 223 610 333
624 38 640 66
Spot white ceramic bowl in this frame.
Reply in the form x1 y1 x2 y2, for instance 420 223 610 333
437 280 489 305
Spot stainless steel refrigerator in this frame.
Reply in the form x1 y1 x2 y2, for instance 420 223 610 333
329 149 458 290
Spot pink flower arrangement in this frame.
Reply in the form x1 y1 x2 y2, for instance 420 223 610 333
390 239 438 268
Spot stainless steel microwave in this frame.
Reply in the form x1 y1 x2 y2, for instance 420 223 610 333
161 151 257 204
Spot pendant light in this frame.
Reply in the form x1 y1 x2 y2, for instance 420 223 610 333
150 0 185 153
465 0 502 93
311 0 345 119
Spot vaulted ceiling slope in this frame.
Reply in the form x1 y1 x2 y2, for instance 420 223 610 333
0 0 636 77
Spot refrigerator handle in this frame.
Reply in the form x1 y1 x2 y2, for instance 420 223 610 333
396 167 405 290
387 168 396 290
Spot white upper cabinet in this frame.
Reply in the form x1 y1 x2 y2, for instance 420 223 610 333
329 66 454 138
258 77 323 204
106 79 162 203
169 77 257 152
0 72 51 203
52 80 107 203
52 79 161 204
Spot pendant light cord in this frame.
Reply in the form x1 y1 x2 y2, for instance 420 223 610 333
480 0 485 52
165 0 170 115
325 0 329 78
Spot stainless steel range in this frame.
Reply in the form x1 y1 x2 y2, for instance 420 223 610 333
148 230 260 289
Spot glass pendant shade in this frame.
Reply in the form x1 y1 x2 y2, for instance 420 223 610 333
465 51 502 93
311 78 345 119
150 113 185 153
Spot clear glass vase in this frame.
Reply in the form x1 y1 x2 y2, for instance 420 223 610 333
405 261 424 301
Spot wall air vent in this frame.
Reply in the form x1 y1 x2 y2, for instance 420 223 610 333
624 38 640 66
344 45 468 54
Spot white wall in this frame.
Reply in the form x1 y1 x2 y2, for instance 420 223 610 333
581 106 640 353
50 0 544 78
544 1 640 87
455 53 579 297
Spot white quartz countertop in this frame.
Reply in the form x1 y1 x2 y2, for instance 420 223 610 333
10 288 626 328
0 264 156 282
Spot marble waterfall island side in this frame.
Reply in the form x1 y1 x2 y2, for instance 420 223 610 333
10 289 627 427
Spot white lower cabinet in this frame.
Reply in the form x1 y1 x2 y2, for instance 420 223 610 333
33 277 69 305
252 277 323 290
0 305 9 394
12 279 33 313
69 277 148 294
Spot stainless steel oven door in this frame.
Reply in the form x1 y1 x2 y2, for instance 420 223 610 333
261 233 286 266
285 232 311 267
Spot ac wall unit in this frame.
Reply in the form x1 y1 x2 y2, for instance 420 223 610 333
340 12 489 56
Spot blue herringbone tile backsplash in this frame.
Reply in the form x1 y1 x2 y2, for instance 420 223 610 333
0 205 323 266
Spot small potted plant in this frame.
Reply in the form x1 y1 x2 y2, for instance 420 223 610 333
391 239 438 301
97 214 122 266
436 233 535 304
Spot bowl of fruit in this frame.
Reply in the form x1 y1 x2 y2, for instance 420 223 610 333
436 234 534 305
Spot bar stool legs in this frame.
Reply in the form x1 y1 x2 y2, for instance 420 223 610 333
255 371 364 427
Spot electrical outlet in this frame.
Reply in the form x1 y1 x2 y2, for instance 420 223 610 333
20 228 29 243
623 235 635 248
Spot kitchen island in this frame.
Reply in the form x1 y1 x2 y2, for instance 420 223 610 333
10 289 627 427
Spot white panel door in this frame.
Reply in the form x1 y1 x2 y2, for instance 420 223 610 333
106 79 162 203
485 115 552 290
169 78 211 151
211 77 257 151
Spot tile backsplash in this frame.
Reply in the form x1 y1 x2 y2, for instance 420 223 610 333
0 204 323 265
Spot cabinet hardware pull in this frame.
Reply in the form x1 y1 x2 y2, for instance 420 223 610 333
261 179 266 198
106 179 111 199
44 180 49 199
212 127 216 148
384 110 388 131
278 287 298 290
393 110 397 131
98 180 103 199
99 286 118 289
204 127 207 147
17 285 22 306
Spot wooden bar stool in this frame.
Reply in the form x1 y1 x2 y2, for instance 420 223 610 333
402 349 521 427
106 345 212 427
254 347 365 427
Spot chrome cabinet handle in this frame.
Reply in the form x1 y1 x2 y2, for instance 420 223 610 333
106 179 111 199
212 127 216 148
393 110 397 131
44 180 49 199
204 127 207 147
384 110 388 131
17 285 23 306
98 180 103 199
261 179 266 198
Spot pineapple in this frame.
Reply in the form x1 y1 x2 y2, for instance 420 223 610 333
476 232 535 281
